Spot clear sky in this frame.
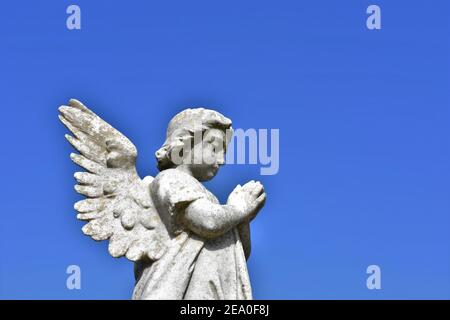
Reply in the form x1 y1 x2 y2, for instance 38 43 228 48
0 0 449 299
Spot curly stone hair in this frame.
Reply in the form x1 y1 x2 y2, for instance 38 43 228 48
155 108 233 171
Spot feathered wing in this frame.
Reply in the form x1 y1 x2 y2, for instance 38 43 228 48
59 99 169 262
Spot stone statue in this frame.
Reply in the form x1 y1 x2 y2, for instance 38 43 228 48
58 99 266 299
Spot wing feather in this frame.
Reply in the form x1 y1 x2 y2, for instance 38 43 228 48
59 99 169 262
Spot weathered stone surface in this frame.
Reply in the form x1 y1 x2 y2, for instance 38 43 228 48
59 99 266 300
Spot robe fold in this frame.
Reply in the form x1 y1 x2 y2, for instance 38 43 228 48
132 169 252 300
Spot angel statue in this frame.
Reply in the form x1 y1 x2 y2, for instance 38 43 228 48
58 99 266 300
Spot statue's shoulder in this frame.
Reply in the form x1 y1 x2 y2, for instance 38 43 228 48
151 169 209 235
153 168 202 188
152 169 206 204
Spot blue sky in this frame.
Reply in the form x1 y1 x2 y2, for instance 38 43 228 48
0 0 449 299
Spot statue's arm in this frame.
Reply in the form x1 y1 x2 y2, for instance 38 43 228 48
181 198 248 239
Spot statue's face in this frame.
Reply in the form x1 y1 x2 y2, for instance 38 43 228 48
184 128 226 181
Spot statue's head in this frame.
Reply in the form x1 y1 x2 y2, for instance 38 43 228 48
155 108 233 181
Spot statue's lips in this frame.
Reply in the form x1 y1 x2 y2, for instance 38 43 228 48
201 163 220 170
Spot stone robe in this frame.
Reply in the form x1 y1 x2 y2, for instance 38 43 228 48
132 169 252 300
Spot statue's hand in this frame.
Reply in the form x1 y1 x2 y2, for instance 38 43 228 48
227 180 266 221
